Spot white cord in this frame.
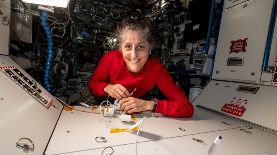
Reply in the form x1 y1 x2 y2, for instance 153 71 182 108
99 96 112 117
134 117 146 155
47 8 71 38
48 9 70 26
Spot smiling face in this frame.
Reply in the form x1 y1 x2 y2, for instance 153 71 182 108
120 30 151 73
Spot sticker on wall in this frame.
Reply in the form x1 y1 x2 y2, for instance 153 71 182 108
221 97 248 117
230 38 248 53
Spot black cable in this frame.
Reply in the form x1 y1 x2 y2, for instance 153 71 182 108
101 146 114 155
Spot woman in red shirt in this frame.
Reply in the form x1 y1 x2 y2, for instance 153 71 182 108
88 18 193 117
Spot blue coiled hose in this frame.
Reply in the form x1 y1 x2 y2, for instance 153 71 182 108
40 11 53 92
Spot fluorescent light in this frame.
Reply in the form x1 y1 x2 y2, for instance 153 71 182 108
22 0 70 8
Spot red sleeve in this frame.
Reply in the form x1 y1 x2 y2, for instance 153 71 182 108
88 53 111 96
154 65 194 117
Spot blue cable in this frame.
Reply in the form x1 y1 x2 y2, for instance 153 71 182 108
205 0 216 54
40 11 53 92
210 1 224 78
262 0 277 71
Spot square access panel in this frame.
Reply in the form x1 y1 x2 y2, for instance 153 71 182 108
212 0 274 83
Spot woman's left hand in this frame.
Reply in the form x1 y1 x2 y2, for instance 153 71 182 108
120 97 150 114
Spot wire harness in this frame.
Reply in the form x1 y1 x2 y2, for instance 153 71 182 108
40 11 54 92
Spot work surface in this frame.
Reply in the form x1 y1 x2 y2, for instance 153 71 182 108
45 106 277 155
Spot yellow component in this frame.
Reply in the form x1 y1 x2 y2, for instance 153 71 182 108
91 105 99 111
131 117 137 121
63 106 73 111
63 105 100 113
110 126 139 133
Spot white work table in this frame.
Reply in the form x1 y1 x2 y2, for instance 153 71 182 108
45 106 277 155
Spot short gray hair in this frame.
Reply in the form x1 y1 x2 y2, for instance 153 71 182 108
115 18 158 50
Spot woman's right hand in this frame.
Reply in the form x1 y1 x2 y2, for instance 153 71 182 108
104 84 130 100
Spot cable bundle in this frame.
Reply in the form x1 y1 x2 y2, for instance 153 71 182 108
40 11 53 92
